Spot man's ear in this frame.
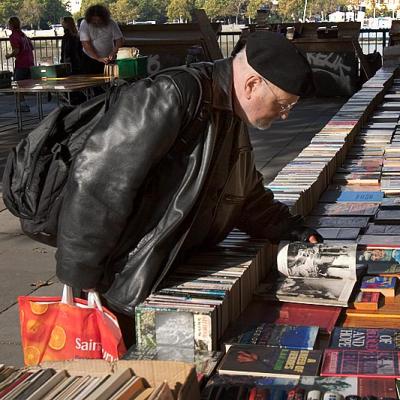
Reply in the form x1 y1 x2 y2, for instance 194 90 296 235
244 75 263 99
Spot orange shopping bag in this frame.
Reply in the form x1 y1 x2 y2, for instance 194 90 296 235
18 285 126 366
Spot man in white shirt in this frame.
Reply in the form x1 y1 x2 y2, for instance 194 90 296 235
79 4 124 74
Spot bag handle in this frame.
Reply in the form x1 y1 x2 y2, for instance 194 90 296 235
61 284 103 312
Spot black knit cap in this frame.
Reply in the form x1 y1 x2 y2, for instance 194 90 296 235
232 31 315 97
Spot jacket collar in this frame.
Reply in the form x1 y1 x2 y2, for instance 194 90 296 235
212 57 234 112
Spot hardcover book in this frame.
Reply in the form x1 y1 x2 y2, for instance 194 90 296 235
361 276 397 297
319 191 383 203
225 324 319 351
357 377 397 398
320 349 400 378
218 345 322 378
329 327 400 350
255 242 358 307
353 291 380 310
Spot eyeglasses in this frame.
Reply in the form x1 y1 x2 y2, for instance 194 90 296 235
263 79 297 114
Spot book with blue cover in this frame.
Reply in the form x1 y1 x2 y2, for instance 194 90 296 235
320 191 383 203
225 323 319 351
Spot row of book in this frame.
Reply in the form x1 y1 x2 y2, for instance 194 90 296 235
0 364 175 400
267 67 397 216
200 326 399 399
135 231 274 352
200 68 400 397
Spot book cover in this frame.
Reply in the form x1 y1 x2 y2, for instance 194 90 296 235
256 242 358 307
361 276 397 297
276 304 341 334
353 291 380 310
225 324 319 351
330 327 400 350
304 216 370 228
320 349 400 378
319 191 383 203
298 377 358 397
218 346 322 378
358 377 397 397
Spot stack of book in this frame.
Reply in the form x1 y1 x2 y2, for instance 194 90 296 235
0 364 179 400
135 231 273 352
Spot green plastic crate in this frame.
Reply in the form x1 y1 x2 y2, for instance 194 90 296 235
30 63 71 79
116 56 148 79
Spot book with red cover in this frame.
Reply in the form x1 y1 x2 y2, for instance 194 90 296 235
321 349 400 378
276 303 341 334
357 377 397 397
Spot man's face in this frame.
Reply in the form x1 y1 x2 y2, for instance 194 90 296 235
243 78 299 131
90 16 106 27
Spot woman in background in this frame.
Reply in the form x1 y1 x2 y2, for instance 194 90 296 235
61 16 82 75
5 16 34 112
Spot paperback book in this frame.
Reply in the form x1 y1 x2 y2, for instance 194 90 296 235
329 327 400 350
218 345 322 378
255 242 358 307
225 323 319 351
321 349 400 378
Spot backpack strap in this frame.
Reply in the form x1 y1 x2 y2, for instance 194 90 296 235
150 66 212 153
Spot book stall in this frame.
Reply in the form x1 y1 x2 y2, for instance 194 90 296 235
4 61 400 400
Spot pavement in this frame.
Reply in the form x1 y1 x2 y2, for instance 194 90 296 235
0 91 346 367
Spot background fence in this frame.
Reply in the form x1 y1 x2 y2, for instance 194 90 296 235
0 28 391 73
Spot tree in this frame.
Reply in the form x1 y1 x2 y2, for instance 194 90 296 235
20 0 43 29
167 0 193 21
40 0 71 26
136 0 168 22
225 0 248 24
246 0 265 19
79 0 113 16
277 0 304 21
110 0 139 23
202 0 228 20
0 0 23 25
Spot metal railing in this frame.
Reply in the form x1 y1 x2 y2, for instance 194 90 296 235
0 28 392 73
0 36 62 73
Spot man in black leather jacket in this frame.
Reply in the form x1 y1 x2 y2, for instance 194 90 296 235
56 32 322 322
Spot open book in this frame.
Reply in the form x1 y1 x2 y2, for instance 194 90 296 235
255 242 358 307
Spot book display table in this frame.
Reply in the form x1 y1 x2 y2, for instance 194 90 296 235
0 74 113 131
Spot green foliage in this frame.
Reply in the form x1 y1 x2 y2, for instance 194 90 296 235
0 0 23 25
40 0 71 27
247 0 264 19
20 0 43 28
136 0 168 22
277 0 304 21
167 0 194 21
110 0 139 22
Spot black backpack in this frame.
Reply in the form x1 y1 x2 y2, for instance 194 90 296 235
2 67 212 247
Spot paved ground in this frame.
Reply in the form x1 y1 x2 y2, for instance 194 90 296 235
0 91 346 367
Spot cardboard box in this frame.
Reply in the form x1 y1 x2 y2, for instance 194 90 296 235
37 359 200 400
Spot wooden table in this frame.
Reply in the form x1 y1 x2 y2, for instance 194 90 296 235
0 74 113 131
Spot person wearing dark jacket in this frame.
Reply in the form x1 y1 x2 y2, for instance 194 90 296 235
56 31 322 341
60 16 82 75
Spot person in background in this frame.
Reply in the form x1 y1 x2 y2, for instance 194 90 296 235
5 16 34 112
79 4 124 74
61 16 82 75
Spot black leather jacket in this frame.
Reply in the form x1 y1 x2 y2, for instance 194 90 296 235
56 58 302 315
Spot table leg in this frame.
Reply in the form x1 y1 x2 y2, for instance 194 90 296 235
36 93 44 120
15 92 22 131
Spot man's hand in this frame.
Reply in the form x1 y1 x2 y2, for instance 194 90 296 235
289 226 323 243
308 234 320 244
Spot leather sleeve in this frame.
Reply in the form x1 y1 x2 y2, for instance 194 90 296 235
56 75 197 289
236 169 303 241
